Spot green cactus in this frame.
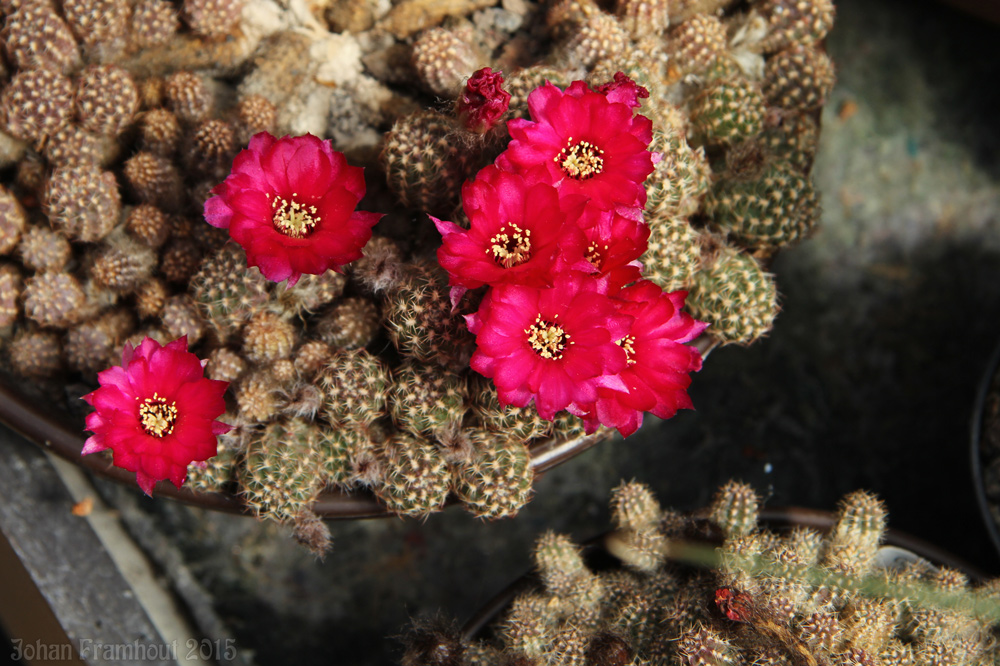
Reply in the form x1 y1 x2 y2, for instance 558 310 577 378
686 243 779 346
190 243 272 342
318 349 390 428
389 359 468 440
453 429 534 520
641 213 704 292
373 431 451 517
689 77 766 147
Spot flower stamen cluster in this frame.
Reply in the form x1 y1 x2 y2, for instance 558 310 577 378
270 194 321 239
437 76 707 436
139 392 178 437
557 138 605 180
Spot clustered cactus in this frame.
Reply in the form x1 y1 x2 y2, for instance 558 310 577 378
403 480 1000 666
0 0 835 554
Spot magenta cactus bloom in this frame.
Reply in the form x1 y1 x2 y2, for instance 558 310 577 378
577 203 651 275
496 80 655 209
433 165 590 295
583 280 707 437
81 337 231 496
466 274 633 420
594 71 650 109
204 132 383 286
457 67 511 133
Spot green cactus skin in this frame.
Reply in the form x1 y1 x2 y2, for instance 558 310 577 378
641 213 703 293
318 349 390 428
373 431 450 518
645 127 712 220
469 374 551 442
190 243 272 342
686 244 779 346
453 429 534 520
238 418 325 524
390 359 468 439
689 77 766 147
707 160 820 250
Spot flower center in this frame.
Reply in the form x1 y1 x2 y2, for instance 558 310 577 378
616 335 637 365
139 392 177 438
525 314 570 360
488 223 532 268
586 241 608 270
556 137 604 180
271 193 321 238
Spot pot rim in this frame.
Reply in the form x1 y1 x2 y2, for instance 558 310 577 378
970 336 1000 557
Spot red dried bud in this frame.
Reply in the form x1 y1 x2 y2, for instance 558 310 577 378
595 72 649 109
457 67 511 134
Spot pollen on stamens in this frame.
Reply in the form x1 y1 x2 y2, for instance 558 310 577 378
616 335 637 365
525 314 570 359
138 391 178 437
271 195 321 239
555 136 605 180
586 241 611 268
486 222 532 268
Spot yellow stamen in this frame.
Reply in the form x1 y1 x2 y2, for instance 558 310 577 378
616 335 637 365
271 195 321 238
486 223 532 268
139 392 178 438
555 136 605 180
525 314 570 360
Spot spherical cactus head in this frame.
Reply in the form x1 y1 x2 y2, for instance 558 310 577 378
690 77 766 147
824 490 886 574
610 481 662 531
453 429 534 520
319 349 390 428
238 418 325 523
710 479 761 539
374 431 451 517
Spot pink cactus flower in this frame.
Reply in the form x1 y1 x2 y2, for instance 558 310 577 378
81 337 231 496
496 80 655 209
204 132 382 286
457 67 511 133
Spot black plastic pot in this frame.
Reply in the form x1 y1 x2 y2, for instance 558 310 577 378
971 338 1000 557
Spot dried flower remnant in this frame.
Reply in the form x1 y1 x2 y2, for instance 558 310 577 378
457 67 511 134
81 337 231 496
204 132 383 286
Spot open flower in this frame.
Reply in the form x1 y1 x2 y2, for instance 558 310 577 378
577 203 651 276
585 280 707 437
204 132 382 286
82 337 231 496
496 81 655 209
467 274 633 420
434 165 589 295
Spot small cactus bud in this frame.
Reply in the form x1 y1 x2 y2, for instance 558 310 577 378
89 234 156 293
664 15 728 78
205 347 247 383
123 151 183 208
381 111 475 216
0 263 22 327
755 0 836 54
190 243 272 342
316 296 381 350
762 44 836 113
138 109 183 156
562 12 629 69
182 0 243 39
349 235 404 294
